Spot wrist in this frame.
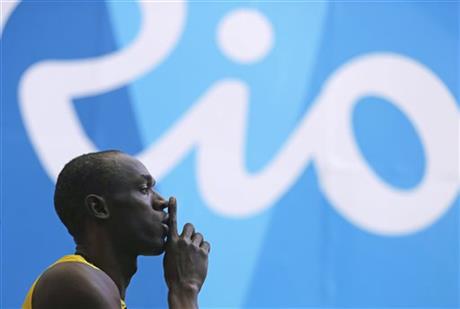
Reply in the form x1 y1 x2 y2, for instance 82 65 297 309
168 286 198 309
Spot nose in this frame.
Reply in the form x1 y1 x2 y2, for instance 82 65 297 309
152 191 168 211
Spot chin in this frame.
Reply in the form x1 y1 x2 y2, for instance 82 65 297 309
150 245 166 255
140 239 166 256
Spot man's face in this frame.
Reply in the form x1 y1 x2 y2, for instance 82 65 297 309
103 153 169 256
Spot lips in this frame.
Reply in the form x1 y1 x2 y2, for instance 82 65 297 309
159 213 169 238
162 223 169 237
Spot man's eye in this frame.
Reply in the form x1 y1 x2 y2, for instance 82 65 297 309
140 186 150 194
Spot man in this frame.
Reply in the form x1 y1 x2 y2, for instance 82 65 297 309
22 150 210 308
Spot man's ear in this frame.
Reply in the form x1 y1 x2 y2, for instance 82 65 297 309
85 194 110 219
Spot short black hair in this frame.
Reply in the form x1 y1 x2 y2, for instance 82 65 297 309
54 150 123 241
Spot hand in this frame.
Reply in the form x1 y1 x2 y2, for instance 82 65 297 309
163 197 210 308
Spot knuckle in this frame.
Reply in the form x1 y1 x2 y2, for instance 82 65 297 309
177 238 188 247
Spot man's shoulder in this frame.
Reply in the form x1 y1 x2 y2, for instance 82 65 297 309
32 260 120 309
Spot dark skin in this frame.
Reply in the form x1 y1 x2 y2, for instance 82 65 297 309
32 153 210 308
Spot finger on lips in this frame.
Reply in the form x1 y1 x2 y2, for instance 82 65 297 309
167 197 209 253
168 197 178 238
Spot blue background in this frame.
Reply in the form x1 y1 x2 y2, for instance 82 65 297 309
1 1 458 308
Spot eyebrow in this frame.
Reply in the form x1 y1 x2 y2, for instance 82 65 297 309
141 174 155 186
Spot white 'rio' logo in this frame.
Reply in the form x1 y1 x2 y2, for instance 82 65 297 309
5 1 458 235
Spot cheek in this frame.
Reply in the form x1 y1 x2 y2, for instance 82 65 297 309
111 204 162 238
113 210 148 238
138 212 163 237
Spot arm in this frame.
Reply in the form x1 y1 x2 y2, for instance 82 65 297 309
32 262 121 309
163 197 210 309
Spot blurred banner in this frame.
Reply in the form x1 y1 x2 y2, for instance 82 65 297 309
1 1 459 308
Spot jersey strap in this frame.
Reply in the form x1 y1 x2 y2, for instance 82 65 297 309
22 254 127 309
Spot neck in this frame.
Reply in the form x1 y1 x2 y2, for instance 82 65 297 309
75 238 137 299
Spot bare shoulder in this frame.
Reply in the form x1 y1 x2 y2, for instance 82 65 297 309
32 261 121 309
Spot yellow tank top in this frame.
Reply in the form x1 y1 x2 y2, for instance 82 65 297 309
22 255 127 309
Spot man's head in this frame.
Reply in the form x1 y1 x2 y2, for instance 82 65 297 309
54 150 169 255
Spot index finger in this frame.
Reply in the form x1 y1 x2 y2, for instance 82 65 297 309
168 197 178 238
